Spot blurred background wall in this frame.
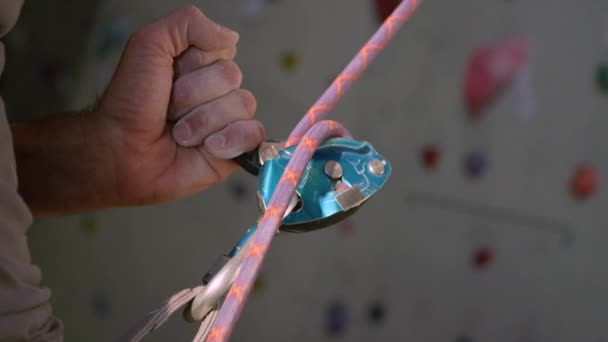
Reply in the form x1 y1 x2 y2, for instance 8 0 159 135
3 0 608 341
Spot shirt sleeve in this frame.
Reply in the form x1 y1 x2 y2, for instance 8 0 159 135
0 54 64 342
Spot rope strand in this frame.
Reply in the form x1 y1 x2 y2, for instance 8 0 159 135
207 1 422 340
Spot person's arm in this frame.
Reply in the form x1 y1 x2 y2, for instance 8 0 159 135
11 5 265 218
11 112 117 217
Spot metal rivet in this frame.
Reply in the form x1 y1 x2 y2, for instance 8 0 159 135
324 161 343 180
368 159 385 175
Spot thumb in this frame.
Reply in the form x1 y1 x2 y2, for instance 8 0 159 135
100 5 239 135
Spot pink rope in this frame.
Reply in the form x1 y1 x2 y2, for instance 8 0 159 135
206 1 422 340
286 0 421 147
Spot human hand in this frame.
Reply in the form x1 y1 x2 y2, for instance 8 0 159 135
95 5 265 206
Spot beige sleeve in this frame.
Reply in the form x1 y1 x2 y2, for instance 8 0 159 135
0 97 64 341
0 1 65 338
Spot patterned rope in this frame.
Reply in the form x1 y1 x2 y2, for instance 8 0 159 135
206 2 422 340
285 0 421 147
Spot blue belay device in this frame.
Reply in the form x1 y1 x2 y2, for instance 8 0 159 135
258 138 392 232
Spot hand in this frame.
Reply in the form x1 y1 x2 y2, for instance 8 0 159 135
95 5 265 206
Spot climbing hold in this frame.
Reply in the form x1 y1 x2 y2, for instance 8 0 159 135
455 334 474 342
464 150 488 178
229 179 249 201
368 302 386 324
338 219 355 237
280 50 301 73
242 0 267 18
96 16 130 60
571 165 599 199
596 63 608 93
326 300 349 336
420 144 441 170
373 0 401 23
464 38 527 117
91 292 111 318
472 247 494 271
80 215 98 236
39 60 67 91
253 274 266 293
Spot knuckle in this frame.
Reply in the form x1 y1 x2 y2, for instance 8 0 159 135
197 50 211 66
242 122 264 145
193 105 214 129
172 78 191 107
180 4 204 19
237 89 257 116
127 29 151 48
218 60 243 87
226 47 238 60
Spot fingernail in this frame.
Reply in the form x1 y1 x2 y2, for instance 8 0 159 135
205 132 226 150
173 121 192 145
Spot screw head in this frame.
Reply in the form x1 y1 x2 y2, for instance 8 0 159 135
324 160 344 180
368 159 386 175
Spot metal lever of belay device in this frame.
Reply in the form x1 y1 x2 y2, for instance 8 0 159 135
232 140 285 177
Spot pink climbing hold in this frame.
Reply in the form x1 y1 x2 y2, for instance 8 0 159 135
464 38 527 117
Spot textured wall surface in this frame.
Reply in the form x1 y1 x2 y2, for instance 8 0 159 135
19 0 608 341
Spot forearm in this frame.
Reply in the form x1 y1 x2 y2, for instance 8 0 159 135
11 112 117 218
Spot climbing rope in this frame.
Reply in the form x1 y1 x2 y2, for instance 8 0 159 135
208 2 421 338
117 1 422 341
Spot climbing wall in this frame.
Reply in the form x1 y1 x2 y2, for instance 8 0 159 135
23 0 608 341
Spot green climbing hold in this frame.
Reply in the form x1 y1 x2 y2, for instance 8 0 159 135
455 334 474 342
368 302 386 324
80 215 97 236
253 275 265 293
280 50 300 73
596 63 608 93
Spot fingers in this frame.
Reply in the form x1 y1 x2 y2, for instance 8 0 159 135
132 5 239 57
202 120 266 159
170 60 243 119
175 47 237 77
100 6 238 131
172 89 256 146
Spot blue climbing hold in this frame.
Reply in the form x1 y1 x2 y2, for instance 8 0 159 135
91 292 111 319
464 150 487 178
229 179 249 201
326 300 349 336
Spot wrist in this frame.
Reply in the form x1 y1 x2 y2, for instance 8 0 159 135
12 111 118 217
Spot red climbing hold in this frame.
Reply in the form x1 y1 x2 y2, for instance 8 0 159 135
373 0 401 23
571 165 599 199
420 144 441 170
338 218 355 237
472 247 494 271
464 38 527 116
